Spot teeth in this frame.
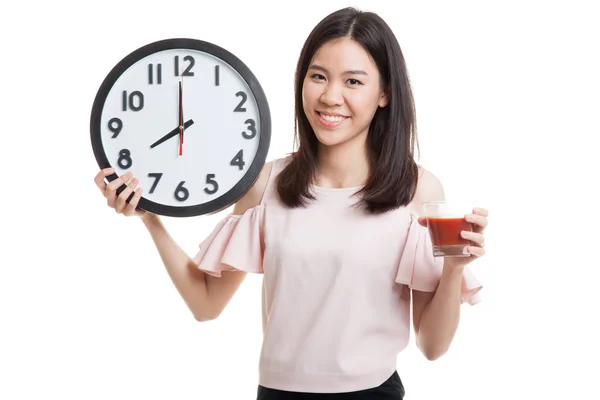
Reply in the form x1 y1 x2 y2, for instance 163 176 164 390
320 113 345 123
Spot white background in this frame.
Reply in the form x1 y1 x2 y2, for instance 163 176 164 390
1 0 598 399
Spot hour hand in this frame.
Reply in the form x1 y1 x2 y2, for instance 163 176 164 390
150 119 194 149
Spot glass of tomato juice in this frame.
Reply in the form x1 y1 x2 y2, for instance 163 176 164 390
422 201 474 257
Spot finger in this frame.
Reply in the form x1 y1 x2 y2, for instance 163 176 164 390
473 207 489 217
467 245 485 258
124 187 143 216
418 216 427 227
461 230 485 247
106 171 133 193
106 171 134 207
94 168 114 194
115 178 138 214
465 213 488 231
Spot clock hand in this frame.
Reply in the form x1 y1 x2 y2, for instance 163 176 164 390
179 80 183 156
150 119 194 149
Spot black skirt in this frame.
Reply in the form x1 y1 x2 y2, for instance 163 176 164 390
256 371 405 400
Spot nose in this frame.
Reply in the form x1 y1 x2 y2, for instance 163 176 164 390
320 82 344 106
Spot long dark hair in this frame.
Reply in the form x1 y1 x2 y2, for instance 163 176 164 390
277 7 420 215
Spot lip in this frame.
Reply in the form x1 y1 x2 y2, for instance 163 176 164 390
316 111 349 128
317 111 349 117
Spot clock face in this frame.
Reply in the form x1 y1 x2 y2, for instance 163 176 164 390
90 38 271 217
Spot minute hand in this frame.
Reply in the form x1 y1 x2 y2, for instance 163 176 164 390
150 119 194 149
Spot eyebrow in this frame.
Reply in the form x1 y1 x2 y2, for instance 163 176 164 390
308 64 368 76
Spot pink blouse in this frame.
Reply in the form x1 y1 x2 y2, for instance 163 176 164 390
193 155 482 393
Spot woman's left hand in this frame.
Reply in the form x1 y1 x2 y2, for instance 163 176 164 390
418 207 489 267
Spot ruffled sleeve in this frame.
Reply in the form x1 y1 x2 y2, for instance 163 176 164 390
395 213 482 305
192 205 265 277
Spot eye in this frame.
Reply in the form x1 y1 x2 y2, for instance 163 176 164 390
347 78 363 86
310 73 326 81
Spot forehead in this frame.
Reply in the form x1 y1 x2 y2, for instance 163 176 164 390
310 38 378 74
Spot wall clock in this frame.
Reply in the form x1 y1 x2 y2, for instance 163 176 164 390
90 38 271 217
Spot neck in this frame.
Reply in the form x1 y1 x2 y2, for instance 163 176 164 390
315 141 369 188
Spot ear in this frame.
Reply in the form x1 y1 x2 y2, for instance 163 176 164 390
378 89 389 108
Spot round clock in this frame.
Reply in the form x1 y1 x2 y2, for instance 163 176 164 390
90 38 271 217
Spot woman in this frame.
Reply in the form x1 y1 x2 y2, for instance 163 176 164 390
93 7 487 399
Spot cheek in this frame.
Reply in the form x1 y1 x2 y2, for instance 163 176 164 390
302 80 320 108
351 93 382 118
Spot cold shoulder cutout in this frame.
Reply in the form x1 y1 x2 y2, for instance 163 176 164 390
192 158 282 277
394 212 482 305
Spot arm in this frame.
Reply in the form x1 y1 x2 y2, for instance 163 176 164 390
409 167 464 360
141 161 273 322
141 213 215 321
412 266 464 360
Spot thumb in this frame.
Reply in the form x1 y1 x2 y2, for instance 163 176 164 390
417 216 427 227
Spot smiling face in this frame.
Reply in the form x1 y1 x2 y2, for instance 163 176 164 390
301 37 388 150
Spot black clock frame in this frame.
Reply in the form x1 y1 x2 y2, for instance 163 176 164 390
90 38 271 217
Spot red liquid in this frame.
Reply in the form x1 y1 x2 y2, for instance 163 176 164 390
426 217 473 246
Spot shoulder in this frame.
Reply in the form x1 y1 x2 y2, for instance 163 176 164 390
232 160 274 215
409 165 446 215
232 155 291 215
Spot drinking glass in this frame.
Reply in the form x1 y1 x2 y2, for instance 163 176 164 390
422 201 474 257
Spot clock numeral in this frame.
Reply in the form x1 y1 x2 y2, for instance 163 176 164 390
174 181 190 202
148 63 162 84
242 119 257 139
204 174 219 195
122 90 144 112
148 173 163 194
118 149 132 169
234 91 247 112
174 56 195 76
108 117 123 138
230 150 246 171
215 65 220 86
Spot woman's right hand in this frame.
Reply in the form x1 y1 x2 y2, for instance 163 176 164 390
94 168 146 218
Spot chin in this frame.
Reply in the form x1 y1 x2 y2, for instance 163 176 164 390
313 129 350 147
314 125 369 150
